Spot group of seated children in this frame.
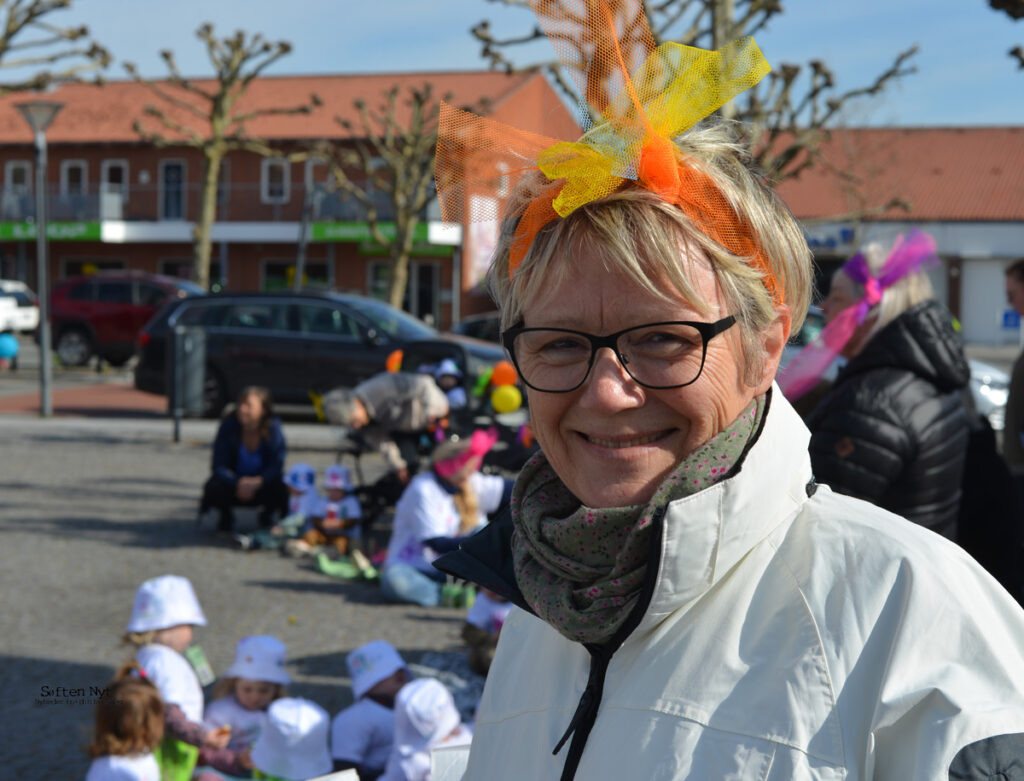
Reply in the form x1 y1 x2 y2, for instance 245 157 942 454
85 575 471 781
235 463 363 559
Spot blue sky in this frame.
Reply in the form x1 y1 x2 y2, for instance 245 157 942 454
38 0 1024 127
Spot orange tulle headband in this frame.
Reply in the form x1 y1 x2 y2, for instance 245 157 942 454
435 0 782 304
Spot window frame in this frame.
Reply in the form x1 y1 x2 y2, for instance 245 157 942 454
260 157 290 204
59 159 88 197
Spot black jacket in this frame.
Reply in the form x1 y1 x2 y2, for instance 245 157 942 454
806 299 970 539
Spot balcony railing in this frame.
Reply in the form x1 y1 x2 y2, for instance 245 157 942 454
0 183 421 224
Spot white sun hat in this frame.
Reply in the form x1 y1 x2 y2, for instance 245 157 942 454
125 575 207 633
324 463 354 492
284 462 317 493
223 635 291 685
250 697 333 781
393 678 461 757
434 358 462 380
347 640 407 700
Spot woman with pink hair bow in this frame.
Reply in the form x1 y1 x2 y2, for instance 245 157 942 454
799 230 971 539
380 429 513 606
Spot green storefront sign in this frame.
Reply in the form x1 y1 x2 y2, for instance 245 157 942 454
311 221 430 243
0 221 101 241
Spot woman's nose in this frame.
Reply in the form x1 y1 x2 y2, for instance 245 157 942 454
578 347 644 409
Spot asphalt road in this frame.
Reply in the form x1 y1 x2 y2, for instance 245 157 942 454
1 413 483 779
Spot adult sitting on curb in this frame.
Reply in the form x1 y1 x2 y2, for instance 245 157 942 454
322 371 450 484
381 429 511 607
199 386 289 533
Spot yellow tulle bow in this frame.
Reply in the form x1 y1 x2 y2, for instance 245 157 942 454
538 37 771 218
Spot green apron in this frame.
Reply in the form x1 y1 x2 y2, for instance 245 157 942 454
154 736 199 781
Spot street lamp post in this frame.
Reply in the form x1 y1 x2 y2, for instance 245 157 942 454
15 101 63 418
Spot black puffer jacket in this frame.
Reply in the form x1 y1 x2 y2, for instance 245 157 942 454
806 299 970 538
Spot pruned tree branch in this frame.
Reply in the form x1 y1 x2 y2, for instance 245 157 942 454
312 84 481 308
0 0 110 96
128 23 320 289
472 0 918 189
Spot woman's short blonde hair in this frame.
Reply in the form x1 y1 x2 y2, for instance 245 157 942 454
488 121 812 384
838 240 935 341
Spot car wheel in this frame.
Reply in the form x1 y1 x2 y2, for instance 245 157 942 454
55 327 92 367
202 368 227 418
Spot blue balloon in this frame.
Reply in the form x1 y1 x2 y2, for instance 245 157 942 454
0 332 19 359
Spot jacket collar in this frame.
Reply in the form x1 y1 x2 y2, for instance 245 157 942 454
637 384 813 634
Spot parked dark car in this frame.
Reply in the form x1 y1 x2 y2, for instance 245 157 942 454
450 310 501 343
50 271 205 366
134 291 507 417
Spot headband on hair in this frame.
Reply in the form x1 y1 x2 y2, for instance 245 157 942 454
433 428 499 480
434 0 781 301
777 229 939 400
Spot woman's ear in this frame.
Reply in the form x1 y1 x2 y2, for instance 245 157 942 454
754 305 792 394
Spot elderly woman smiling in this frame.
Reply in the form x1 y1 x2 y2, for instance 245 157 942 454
433 2 1024 779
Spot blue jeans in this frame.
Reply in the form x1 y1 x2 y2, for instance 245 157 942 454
380 562 444 606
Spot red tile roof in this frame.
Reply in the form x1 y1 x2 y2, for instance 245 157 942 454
0 70 546 144
775 127 1024 222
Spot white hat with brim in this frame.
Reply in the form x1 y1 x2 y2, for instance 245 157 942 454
126 575 207 633
324 464 355 492
347 640 407 700
224 635 291 685
284 462 316 493
250 697 332 781
393 678 461 759
434 358 462 380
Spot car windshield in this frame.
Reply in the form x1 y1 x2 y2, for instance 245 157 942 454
344 297 437 341
174 280 207 297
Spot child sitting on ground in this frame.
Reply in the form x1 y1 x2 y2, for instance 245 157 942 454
381 678 472 781
237 463 320 551
249 697 333 781
461 588 513 676
289 464 362 557
331 640 410 780
85 671 164 781
123 575 248 780
204 635 290 757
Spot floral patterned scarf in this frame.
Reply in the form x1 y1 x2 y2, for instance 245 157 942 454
511 396 765 645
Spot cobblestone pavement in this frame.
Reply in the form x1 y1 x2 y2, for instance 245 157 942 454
1 415 483 779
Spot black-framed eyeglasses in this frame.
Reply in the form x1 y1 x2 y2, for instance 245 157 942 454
502 315 737 393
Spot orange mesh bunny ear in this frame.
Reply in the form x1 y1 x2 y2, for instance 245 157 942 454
434 0 780 301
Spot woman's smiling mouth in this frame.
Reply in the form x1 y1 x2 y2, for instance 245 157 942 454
581 431 670 449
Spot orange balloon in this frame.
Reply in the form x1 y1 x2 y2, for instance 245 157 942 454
490 360 518 387
385 349 403 373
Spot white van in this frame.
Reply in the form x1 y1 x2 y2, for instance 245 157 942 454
0 279 40 333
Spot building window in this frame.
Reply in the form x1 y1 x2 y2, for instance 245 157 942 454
368 260 439 325
261 158 290 204
5 160 31 195
158 258 223 287
2 161 31 221
261 259 328 291
60 160 87 196
159 160 186 221
61 258 126 278
100 160 128 220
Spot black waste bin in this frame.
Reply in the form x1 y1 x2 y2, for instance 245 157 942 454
168 324 206 418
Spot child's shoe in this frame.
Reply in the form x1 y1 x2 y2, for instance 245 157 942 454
284 539 314 558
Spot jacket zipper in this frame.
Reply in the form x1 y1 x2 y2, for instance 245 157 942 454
553 504 668 781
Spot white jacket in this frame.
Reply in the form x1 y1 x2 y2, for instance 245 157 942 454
451 389 1024 779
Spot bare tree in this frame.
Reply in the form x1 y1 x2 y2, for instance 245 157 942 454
313 84 470 310
990 0 1024 68
0 0 110 95
126 24 321 289
472 0 917 184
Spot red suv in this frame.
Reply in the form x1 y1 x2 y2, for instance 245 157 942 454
50 271 205 366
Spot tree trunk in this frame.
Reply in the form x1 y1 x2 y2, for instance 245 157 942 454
193 151 222 290
386 215 416 311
